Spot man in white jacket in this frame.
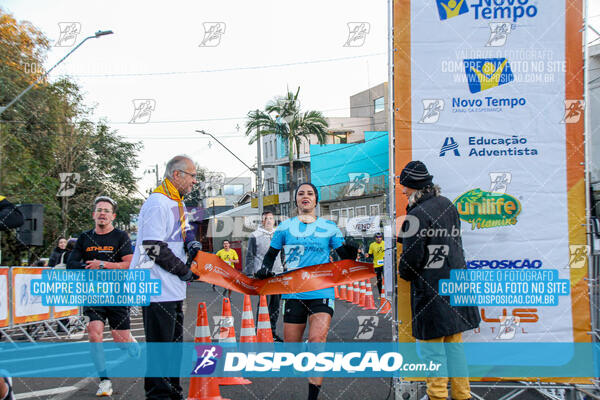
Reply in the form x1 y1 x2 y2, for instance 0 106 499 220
245 211 284 341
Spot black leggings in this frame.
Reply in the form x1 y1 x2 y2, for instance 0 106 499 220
376 268 383 295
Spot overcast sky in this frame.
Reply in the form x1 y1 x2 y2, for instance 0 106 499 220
2 0 388 193
3 1 598 194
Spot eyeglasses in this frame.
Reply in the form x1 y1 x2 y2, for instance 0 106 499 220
95 208 113 214
177 170 197 179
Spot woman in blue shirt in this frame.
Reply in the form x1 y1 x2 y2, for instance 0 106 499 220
256 183 357 400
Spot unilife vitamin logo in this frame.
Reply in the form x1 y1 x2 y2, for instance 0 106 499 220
453 188 521 229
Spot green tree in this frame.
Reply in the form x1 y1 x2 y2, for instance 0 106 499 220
245 87 330 208
0 9 143 265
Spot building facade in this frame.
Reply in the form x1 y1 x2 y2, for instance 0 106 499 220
258 82 389 217
310 131 389 233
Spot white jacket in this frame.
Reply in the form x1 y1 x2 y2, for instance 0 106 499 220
244 227 283 276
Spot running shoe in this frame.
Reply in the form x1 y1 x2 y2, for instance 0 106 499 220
272 333 284 342
96 379 113 397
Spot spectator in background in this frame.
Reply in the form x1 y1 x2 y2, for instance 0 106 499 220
65 237 77 255
359 232 385 296
216 240 238 268
245 211 284 341
48 236 67 267
54 237 78 331
216 240 238 298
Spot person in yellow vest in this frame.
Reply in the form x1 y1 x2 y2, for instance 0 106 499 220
216 240 238 297
362 232 385 296
216 240 239 267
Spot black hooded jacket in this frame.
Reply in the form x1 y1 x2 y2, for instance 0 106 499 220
48 247 67 267
398 190 480 340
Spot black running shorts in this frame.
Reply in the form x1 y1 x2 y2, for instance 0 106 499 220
83 306 131 330
283 298 334 324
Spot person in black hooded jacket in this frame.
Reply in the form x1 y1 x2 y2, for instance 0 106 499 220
397 161 480 400
48 237 67 267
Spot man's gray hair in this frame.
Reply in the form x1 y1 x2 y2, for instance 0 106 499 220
164 155 193 179
408 184 441 206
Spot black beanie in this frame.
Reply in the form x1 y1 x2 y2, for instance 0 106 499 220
294 182 319 206
399 161 433 189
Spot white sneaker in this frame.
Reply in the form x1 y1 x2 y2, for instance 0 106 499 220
96 379 113 397
128 336 141 359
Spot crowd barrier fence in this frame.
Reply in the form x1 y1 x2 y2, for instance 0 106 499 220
0 266 84 343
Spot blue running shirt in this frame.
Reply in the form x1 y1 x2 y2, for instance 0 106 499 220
270 217 344 300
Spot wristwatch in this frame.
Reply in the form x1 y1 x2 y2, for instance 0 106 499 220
99 261 105 269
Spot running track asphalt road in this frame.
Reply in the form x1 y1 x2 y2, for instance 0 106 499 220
11 282 553 399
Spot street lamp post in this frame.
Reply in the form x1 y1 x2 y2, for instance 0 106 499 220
0 30 114 116
195 128 264 217
195 130 256 172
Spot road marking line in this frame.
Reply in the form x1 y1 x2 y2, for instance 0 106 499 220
15 386 77 399
48 377 95 400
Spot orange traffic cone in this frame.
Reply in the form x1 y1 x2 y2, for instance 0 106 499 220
358 280 366 308
334 285 340 299
195 302 211 343
188 302 230 400
377 293 392 314
256 295 274 343
339 285 347 301
352 281 360 305
217 298 252 386
218 297 236 343
345 283 353 302
363 281 377 310
240 295 257 343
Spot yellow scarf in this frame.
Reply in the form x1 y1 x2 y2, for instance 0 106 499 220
153 178 186 242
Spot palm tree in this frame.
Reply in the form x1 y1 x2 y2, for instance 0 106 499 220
245 87 330 209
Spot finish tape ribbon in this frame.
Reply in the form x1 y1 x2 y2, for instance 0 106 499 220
191 251 375 295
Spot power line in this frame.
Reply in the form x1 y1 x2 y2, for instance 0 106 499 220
2 110 389 137
128 124 387 143
0 99 386 125
66 52 386 78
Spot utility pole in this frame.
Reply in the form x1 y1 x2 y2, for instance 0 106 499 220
256 110 264 217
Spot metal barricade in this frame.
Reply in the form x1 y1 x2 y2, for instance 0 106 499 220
0 266 86 343
589 217 600 343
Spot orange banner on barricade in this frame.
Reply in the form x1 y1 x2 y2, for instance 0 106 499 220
191 252 375 296
0 268 9 328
